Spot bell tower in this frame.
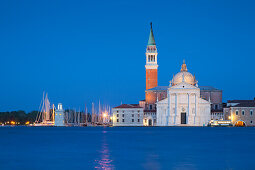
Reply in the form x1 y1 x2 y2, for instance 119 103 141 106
145 23 158 104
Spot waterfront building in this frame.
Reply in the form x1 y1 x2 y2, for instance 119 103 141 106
55 103 65 126
113 23 222 126
112 104 144 126
224 99 255 126
156 61 211 126
146 86 223 121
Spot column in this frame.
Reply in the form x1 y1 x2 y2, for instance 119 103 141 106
187 93 190 124
194 93 197 125
167 91 170 126
174 93 178 125
169 92 171 125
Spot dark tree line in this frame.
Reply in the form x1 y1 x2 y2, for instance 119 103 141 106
0 111 38 125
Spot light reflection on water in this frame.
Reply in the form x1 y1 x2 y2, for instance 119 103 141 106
94 130 114 170
1 127 255 169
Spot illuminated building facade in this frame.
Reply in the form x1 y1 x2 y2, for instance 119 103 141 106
156 61 211 126
224 100 255 126
55 103 65 126
112 104 144 126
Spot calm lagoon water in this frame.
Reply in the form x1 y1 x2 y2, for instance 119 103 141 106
1 126 255 170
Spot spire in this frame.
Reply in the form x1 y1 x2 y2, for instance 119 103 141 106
181 59 188 72
148 22 156 45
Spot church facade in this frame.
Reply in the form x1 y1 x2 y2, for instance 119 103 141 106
156 62 211 126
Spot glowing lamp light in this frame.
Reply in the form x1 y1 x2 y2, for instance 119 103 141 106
10 121 15 125
25 121 30 125
110 117 113 120
228 116 231 120
103 113 107 118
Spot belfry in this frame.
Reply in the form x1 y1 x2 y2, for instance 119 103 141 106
145 23 158 106
143 23 159 126
145 23 158 92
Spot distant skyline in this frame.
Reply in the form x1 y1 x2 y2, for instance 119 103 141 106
1 0 255 112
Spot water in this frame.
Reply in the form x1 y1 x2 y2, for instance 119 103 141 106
1 127 254 170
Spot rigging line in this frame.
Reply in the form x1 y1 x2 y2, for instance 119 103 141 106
36 91 44 123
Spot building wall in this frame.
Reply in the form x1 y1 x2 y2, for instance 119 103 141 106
143 112 157 126
55 109 65 126
112 108 144 126
224 107 255 126
146 69 157 90
211 112 224 120
200 90 222 110
145 91 157 104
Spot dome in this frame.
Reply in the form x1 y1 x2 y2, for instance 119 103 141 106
171 60 197 86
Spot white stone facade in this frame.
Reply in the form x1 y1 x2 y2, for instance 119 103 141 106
112 105 144 126
157 82 211 126
143 112 157 126
156 61 211 126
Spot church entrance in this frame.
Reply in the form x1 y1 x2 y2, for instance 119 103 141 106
181 112 187 124
148 119 152 126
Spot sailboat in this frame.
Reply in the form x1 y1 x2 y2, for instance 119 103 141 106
34 92 55 126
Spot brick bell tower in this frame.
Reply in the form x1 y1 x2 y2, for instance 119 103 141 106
145 23 158 105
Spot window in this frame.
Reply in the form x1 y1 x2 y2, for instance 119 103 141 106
251 121 253 124
117 119 119 122
117 110 119 113
215 105 218 110
138 110 140 113
122 119 125 122
132 114 134 117
138 114 140 118
138 119 140 122
250 110 253 116
117 114 119 117
145 119 147 123
154 119 156 123
122 114 124 117
242 110 245 116
122 111 124 113
149 105 153 110
236 110 238 115
132 119 134 122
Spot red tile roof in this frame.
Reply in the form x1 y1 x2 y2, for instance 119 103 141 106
227 99 255 108
113 104 142 109
228 100 255 103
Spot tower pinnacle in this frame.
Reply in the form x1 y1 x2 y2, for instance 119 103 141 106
148 22 156 45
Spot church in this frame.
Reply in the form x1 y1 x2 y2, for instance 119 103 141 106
156 61 211 126
113 23 217 126
142 23 212 126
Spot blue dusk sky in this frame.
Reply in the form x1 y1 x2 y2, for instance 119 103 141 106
0 0 255 112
